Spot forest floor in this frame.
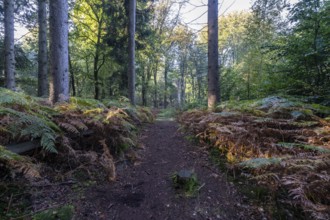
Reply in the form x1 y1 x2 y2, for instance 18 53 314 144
2 95 330 219
70 118 264 220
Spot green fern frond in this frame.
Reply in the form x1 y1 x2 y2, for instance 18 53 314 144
58 122 80 135
122 120 136 132
0 107 58 153
0 88 35 108
278 142 330 153
70 97 105 109
239 157 282 169
0 145 22 161
40 133 57 153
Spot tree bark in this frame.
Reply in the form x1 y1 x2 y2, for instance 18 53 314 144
208 0 220 110
4 0 16 91
128 0 136 105
141 64 147 106
93 9 106 100
180 58 186 107
49 0 70 103
37 0 48 97
93 39 101 100
153 61 159 108
164 58 169 109
189 66 195 101
69 53 76 97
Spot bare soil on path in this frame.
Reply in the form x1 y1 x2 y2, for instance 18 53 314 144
74 119 264 220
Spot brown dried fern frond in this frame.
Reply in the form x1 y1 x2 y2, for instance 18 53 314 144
99 139 116 181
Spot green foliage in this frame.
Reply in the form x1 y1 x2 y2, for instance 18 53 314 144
0 145 22 161
136 107 154 123
240 158 282 169
0 89 153 155
158 108 178 119
171 170 199 197
32 205 74 220
70 97 105 109
0 107 58 153
216 99 265 116
104 98 130 108
217 96 330 118
277 142 330 153
0 87 36 108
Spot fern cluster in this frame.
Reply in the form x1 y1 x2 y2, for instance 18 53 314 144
0 88 154 156
179 104 330 219
0 93 59 153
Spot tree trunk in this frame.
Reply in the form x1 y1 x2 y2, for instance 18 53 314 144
190 67 195 101
37 0 48 97
128 0 136 105
142 60 152 106
208 0 220 110
69 53 76 96
164 59 169 109
93 48 100 100
141 64 147 106
141 62 147 106
49 0 69 103
180 59 186 106
197 77 202 101
194 59 202 101
4 0 16 91
153 61 159 108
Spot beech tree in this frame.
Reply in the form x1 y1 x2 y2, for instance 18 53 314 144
128 0 136 105
4 0 15 90
207 0 220 110
37 0 48 97
49 0 69 103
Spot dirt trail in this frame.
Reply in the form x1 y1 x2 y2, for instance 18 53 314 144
75 119 262 220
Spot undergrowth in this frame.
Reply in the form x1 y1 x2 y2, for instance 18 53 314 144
178 96 330 219
171 170 199 197
0 88 155 218
158 108 178 119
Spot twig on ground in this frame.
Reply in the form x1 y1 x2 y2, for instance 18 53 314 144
197 183 206 191
31 180 77 187
6 193 13 214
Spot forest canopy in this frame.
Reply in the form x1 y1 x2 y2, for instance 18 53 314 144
0 0 329 106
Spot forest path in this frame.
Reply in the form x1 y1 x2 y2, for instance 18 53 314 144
75 119 261 220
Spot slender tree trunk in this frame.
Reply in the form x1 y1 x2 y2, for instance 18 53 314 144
180 60 186 106
49 0 69 103
208 0 220 110
141 62 147 106
247 71 250 99
128 0 136 105
164 59 169 109
4 0 15 90
177 79 181 107
141 64 147 106
38 0 48 97
179 55 186 107
194 60 202 101
143 61 153 106
153 61 159 108
197 77 202 101
69 53 76 96
93 48 100 100
190 67 195 100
